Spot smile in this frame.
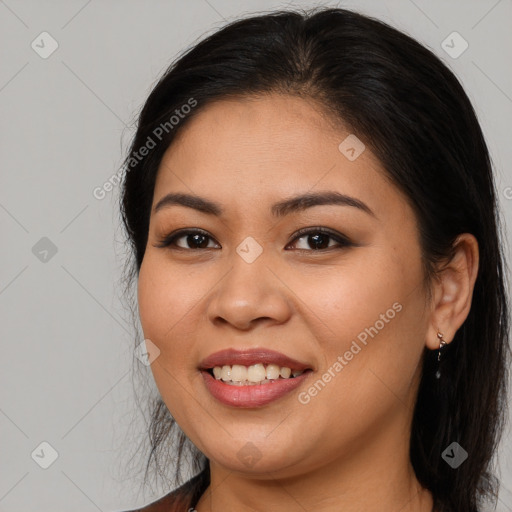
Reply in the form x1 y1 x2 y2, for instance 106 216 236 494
198 348 314 407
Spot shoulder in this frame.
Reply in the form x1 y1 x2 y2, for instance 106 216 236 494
117 472 204 512
118 490 180 512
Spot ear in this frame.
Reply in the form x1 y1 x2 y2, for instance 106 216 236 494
425 233 479 350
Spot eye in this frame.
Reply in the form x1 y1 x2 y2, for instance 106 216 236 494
155 229 220 250
286 227 353 251
155 227 353 252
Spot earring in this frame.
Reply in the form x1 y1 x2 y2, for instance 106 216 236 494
435 331 448 379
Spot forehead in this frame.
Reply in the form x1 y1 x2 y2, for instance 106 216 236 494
153 94 408 221
160 93 348 168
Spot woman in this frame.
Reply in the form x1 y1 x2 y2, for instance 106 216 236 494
118 7 510 512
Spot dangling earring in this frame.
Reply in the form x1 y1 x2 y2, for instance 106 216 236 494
435 331 448 379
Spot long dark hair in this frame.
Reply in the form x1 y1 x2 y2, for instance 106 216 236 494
118 7 510 511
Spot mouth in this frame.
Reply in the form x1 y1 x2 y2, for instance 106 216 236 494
198 348 314 407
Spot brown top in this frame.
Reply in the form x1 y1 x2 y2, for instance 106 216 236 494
119 471 440 511
119 472 205 512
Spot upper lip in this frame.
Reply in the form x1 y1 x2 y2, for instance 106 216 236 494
198 348 313 371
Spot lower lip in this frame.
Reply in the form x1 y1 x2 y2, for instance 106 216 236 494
201 370 312 408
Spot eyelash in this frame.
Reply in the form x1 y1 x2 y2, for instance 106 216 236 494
155 227 354 252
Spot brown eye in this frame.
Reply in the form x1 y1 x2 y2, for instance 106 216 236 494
287 228 353 251
156 229 219 250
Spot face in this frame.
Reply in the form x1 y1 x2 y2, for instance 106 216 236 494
137 93 431 478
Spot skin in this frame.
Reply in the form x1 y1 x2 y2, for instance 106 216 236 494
137 93 479 512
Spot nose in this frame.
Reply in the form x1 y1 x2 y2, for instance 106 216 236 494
206 253 292 331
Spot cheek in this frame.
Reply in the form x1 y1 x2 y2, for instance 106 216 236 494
137 255 195 378
137 256 201 423
291 252 408 341
138 254 199 341
137 256 168 341
297 252 426 401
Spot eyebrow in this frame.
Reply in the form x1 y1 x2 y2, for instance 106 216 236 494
153 191 376 218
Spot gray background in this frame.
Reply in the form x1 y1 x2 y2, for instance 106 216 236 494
1 0 511 511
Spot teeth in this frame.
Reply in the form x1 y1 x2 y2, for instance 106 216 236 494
266 364 280 380
210 363 305 384
247 363 266 382
231 364 247 381
221 365 232 381
280 367 291 378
